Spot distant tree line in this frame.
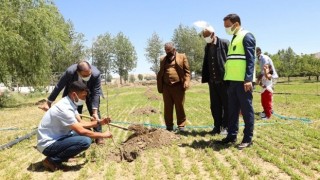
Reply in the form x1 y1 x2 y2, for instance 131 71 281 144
1 0 319 91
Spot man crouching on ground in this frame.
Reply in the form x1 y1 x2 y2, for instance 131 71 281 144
37 81 112 171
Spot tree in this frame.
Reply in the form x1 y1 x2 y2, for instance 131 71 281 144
138 74 143 81
92 33 113 85
0 0 75 89
129 74 135 83
145 32 163 75
172 24 205 77
276 47 297 82
113 32 137 84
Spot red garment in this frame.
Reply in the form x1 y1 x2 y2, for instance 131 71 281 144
261 90 273 118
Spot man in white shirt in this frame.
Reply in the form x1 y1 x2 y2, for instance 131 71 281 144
37 81 112 171
256 47 278 80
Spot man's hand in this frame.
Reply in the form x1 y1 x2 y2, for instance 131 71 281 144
100 117 111 125
102 131 112 138
184 81 190 89
38 101 51 112
244 81 253 92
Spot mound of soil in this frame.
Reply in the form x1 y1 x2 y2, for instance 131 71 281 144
131 107 158 115
35 99 46 105
144 88 161 101
108 125 179 162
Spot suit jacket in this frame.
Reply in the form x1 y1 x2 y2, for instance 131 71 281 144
201 37 229 83
48 64 102 108
157 52 190 93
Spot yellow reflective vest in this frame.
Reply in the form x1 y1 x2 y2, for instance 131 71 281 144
224 30 249 81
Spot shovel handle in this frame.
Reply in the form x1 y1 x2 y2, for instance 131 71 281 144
79 114 129 130
79 114 92 119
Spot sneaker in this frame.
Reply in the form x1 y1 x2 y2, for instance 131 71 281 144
238 141 253 150
177 126 187 132
261 117 269 120
210 127 220 135
260 112 266 118
220 128 228 135
166 127 174 132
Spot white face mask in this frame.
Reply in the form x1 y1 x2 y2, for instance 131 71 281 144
225 24 236 35
204 35 213 43
74 94 85 106
81 75 91 82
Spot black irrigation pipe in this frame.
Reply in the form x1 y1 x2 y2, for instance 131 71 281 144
0 128 37 151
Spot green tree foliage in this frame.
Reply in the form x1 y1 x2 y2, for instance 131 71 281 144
138 74 143 81
0 0 75 88
92 33 113 84
145 32 163 75
113 32 137 84
275 47 297 81
129 74 135 83
172 24 205 77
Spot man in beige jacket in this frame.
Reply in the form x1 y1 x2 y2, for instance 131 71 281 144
157 42 190 132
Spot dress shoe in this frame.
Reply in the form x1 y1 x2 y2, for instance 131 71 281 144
238 141 253 150
42 157 59 172
95 138 105 145
210 127 221 135
215 136 237 144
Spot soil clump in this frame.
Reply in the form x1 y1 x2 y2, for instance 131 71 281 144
107 125 178 162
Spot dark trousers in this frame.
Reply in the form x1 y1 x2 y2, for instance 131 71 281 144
162 83 186 129
43 132 91 164
227 81 254 143
208 81 228 129
77 98 102 132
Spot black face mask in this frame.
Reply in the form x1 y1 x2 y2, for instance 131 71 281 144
166 52 174 58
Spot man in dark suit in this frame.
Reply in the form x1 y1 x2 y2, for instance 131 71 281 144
40 61 105 145
201 26 229 135
157 42 190 132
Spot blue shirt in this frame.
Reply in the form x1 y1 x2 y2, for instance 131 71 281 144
37 96 79 153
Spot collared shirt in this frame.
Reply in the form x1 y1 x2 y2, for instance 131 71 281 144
163 56 180 85
37 96 79 153
206 37 221 83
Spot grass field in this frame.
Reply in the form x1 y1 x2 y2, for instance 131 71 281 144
0 78 319 179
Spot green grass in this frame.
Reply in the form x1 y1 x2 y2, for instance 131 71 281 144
0 79 319 179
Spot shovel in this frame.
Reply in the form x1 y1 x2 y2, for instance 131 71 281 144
79 114 130 131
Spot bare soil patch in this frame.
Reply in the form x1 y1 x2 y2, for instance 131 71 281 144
108 125 179 162
144 88 161 101
130 106 158 115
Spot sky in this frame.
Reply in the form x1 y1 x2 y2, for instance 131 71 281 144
54 0 320 75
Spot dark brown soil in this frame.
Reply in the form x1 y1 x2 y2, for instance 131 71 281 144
144 88 161 100
131 107 158 116
35 99 46 105
107 125 179 162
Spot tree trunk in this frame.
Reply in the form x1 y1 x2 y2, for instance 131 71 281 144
308 76 311 80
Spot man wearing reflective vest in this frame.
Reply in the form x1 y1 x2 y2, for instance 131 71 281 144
216 14 256 150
